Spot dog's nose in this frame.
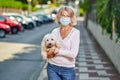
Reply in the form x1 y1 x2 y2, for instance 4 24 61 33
49 43 51 45
47 43 52 48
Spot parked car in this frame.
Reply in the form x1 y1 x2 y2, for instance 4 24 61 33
51 8 58 20
37 14 53 23
3 13 36 29
36 14 50 23
5 15 25 32
26 15 43 27
0 23 10 38
45 14 54 22
0 15 22 34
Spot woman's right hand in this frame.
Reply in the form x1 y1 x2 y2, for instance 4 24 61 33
47 49 55 58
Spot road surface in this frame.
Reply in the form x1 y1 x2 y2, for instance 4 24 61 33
0 22 57 80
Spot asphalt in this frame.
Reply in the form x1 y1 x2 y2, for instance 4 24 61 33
38 18 120 80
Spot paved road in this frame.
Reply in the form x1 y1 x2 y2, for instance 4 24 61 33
0 23 57 80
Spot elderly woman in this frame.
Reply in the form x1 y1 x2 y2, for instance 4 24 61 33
47 6 80 80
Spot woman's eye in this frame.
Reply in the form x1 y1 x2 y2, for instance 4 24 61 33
61 15 70 17
51 38 54 41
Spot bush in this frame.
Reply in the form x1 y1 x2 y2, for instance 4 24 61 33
79 8 84 16
22 4 28 11
96 0 120 41
79 0 92 13
0 0 23 9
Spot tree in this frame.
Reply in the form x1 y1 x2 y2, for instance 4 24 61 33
79 0 92 27
96 0 120 42
32 0 38 6
16 0 27 4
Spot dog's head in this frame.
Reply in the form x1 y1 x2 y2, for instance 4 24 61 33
45 34 57 48
41 34 60 51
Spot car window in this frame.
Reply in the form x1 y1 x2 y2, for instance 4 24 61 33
0 16 6 20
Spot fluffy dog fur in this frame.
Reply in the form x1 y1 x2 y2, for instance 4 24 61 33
41 34 60 60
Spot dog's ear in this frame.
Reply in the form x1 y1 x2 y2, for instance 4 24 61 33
41 39 46 51
41 36 47 60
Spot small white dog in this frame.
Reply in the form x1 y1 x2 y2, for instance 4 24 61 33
41 33 60 60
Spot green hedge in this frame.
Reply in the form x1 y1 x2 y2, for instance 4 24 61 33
79 8 84 16
0 0 40 11
79 0 92 13
96 0 120 42
0 0 24 9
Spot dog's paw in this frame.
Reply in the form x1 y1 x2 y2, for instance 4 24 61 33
54 48 59 54
42 55 47 60
47 49 55 58
41 52 47 60
46 49 50 52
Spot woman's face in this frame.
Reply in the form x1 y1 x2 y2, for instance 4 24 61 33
59 11 71 26
56 7 76 26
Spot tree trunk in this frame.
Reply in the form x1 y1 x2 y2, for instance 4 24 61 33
111 18 115 40
84 11 88 27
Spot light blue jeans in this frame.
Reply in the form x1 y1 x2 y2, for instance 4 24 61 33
47 63 76 80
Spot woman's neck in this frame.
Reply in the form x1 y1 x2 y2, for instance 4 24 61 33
60 25 72 31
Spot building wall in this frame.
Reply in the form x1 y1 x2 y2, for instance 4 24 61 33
87 20 120 73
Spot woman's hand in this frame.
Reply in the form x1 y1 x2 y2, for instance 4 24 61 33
47 49 55 58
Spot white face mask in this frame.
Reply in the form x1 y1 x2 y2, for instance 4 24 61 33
60 17 71 26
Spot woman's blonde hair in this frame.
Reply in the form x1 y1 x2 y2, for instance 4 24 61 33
55 6 77 26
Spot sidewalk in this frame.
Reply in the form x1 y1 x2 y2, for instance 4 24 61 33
38 20 120 80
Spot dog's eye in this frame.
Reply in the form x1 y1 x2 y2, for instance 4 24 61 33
47 39 49 41
51 38 54 41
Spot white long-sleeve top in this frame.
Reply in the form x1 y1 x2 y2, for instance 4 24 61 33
49 27 80 67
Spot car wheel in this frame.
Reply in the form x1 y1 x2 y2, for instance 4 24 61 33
38 22 41 26
0 29 6 38
28 23 34 29
21 26 25 32
11 27 18 34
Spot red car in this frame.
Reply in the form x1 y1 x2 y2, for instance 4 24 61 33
0 23 11 38
0 15 22 34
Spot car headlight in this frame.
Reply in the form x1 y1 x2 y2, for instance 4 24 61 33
22 21 26 24
13 20 19 24
6 25 10 29
52 14 56 17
